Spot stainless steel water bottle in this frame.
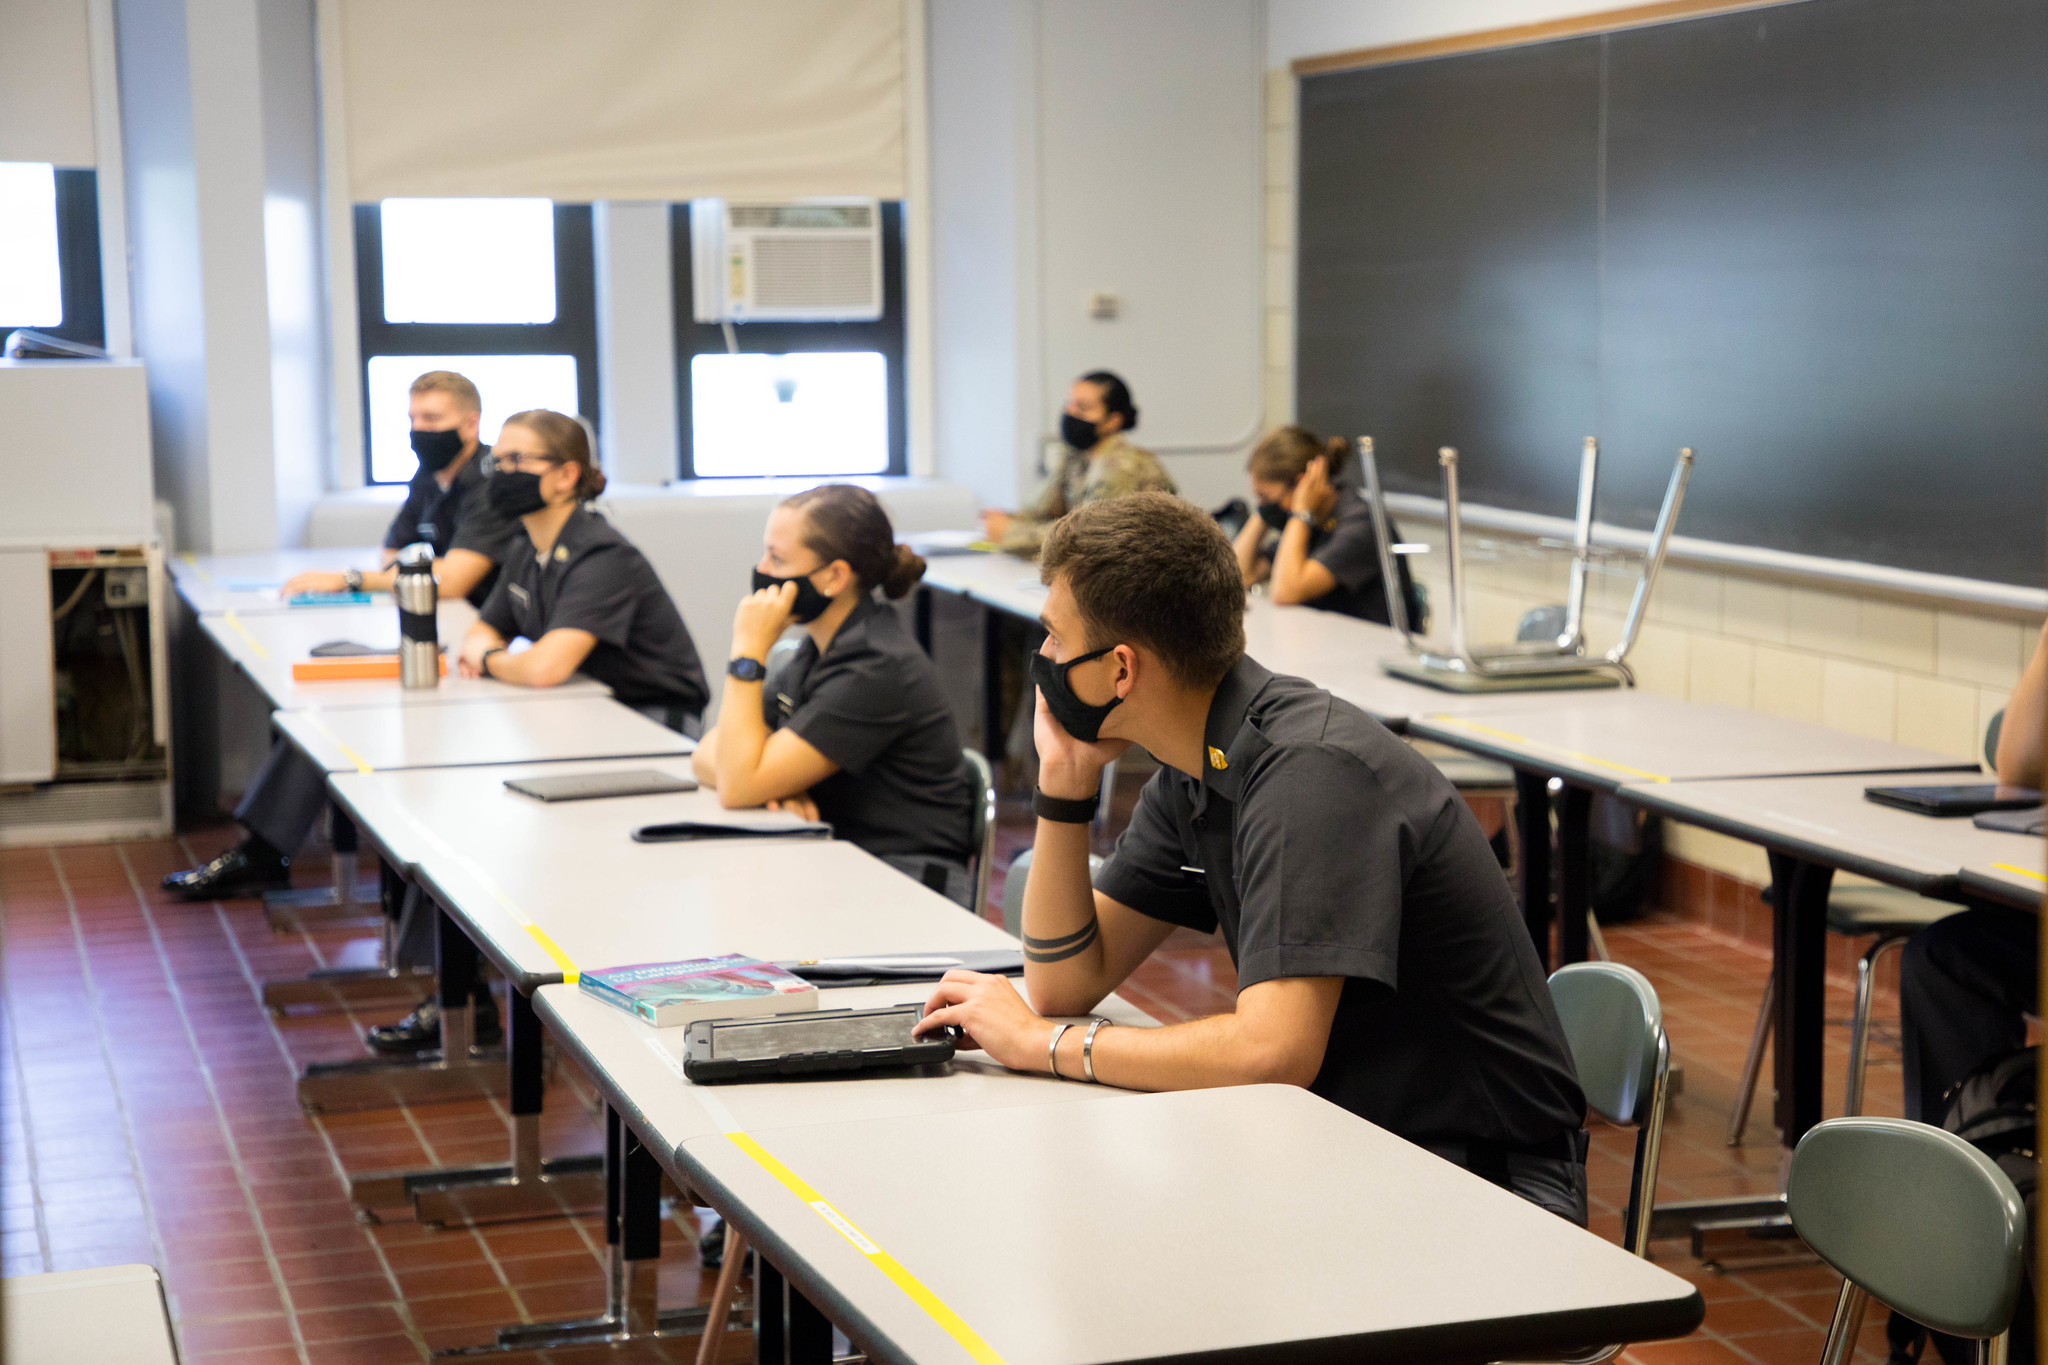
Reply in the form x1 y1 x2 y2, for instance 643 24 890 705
394 543 439 689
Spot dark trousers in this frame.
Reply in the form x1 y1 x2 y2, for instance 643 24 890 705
1900 905 2037 1122
1423 1138 1590 1227
232 738 330 856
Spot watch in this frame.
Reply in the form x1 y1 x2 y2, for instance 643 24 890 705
342 568 364 592
1289 508 1316 525
727 657 768 683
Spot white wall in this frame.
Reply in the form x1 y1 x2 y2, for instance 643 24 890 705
1267 0 1628 66
927 0 1268 514
593 201 683 486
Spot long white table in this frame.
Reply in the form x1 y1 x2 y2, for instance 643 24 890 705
272 695 690 775
171 545 392 615
198 598 612 710
2 1264 179 1365
534 981 1704 1365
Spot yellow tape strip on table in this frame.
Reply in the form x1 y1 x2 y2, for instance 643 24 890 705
726 1131 1006 1365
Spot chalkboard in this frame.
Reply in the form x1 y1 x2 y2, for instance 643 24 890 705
1297 0 2048 587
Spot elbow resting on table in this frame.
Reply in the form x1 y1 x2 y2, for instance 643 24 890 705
1024 975 1107 1021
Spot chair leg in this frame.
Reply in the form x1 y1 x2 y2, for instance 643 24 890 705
1984 1330 2009 1365
1846 933 1909 1118
1585 910 1610 962
1818 1282 1870 1365
1727 973 1775 1147
695 1224 749 1365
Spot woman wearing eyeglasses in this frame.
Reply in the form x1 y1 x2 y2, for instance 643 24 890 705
452 410 708 731
368 410 711 1056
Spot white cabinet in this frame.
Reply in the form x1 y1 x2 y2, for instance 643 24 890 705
0 549 55 784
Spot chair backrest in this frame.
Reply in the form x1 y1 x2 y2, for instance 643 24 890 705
1548 961 1663 1126
1000 847 1104 939
961 749 997 918
1984 707 2004 772
1788 1118 2025 1340
765 636 803 678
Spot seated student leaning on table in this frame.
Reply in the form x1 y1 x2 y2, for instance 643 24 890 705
1233 424 1419 627
692 484 978 907
361 409 713 1056
979 371 1176 557
162 369 522 901
916 492 1592 1222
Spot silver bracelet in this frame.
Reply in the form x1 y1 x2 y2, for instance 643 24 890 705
1047 1022 1074 1080
1082 1017 1113 1083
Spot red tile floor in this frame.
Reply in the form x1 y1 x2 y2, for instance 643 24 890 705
1 799 1905 1365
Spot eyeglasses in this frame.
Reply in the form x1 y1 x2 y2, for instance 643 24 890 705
481 451 561 476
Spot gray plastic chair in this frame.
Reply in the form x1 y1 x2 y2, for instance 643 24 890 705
1548 962 1670 1260
1788 1118 2025 1365
1000 847 1104 940
962 749 998 919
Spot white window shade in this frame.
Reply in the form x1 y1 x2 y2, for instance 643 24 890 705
0 0 96 167
333 0 906 203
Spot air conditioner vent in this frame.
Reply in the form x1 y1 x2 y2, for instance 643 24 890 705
690 198 884 323
751 237 878 311
728 203 874 231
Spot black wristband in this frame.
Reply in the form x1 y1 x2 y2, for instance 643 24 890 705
1033 786 1101 824
481 647 505 676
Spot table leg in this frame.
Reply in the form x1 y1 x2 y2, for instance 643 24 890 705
1557 784 1593 965
757 1258 787 1365
406 988 605 1226
303 903 504 1118
262 803 380 925
434 1106 726 1357
980 602 1005 762
1514 771 1554 970
786 1283 832 1365
261 861 434 1010
1647 852 1829 1252
913 585 933 654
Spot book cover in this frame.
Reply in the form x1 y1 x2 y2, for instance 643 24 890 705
578 953 818 1028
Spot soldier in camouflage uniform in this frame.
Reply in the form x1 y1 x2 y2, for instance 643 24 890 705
982 372 1176 557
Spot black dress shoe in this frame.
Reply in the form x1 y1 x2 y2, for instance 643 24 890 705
365 995 504 1055
161 840 291 900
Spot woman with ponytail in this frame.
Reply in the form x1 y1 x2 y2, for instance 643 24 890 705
1233 425 1417 626
694 484 978 905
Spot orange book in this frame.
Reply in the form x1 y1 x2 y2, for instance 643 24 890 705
290 654 446 681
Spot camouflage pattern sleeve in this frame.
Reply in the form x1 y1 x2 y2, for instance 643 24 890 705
1079 442 1177 500
997 451 1082 556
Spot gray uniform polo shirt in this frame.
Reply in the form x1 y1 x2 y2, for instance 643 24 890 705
1094 656 1586 1148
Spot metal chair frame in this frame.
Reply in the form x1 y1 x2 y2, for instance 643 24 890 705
962 748 998 919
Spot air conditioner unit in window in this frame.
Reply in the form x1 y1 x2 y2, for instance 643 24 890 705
689 199 884 323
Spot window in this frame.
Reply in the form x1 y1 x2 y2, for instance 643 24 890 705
669 201 906 478
355 198 597 483
0 163 103 347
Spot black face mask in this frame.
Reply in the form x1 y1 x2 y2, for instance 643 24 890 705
411 426 466 473
752 567 835 625
1060 412 1102 452
1030 644 1122 743
1256 501 1290 532
487 469 549 519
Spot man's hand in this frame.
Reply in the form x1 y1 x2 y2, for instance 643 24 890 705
1032 687 1128 800
980 509 1013 541
1290 455 1334 519
282 571 349 596
766 792 819 822
915 970 1053 1069
730 581 797 662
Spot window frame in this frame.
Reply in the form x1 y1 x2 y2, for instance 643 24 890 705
667 200 907 479
353 201 599 484
0 166 104 348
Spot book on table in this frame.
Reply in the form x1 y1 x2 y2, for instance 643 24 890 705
578 954 818 1028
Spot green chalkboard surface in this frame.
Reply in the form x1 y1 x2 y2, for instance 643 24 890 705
1297 0 2048 587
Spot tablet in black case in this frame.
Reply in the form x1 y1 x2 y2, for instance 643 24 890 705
504 769 699 802
681 1005 956 1083
1863 783 2043 817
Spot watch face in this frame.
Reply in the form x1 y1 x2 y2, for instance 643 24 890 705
728 658 766 682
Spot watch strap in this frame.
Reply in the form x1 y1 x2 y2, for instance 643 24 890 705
1033 785 1101 824
342 568 364 592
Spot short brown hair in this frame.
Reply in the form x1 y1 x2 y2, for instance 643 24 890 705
500 409 607 501
780 484 925 599
409 370 481 413
1248 425 1349 485
1040 492 1245 688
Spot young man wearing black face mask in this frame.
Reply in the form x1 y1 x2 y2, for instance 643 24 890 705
281 370 517 609
979 371 1176 558
167 370 522 902
916 492 1592 1224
